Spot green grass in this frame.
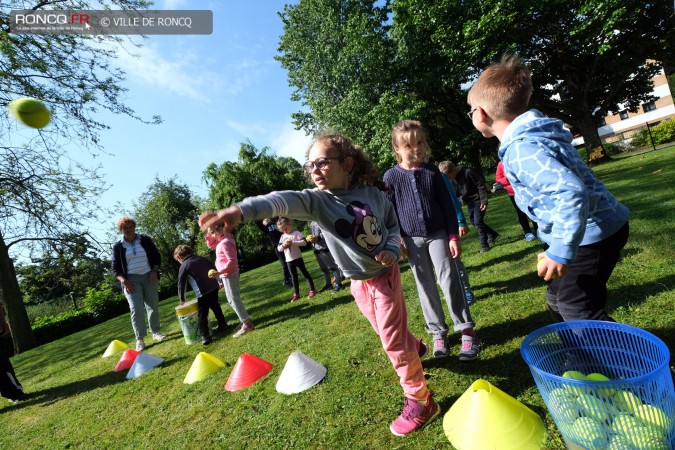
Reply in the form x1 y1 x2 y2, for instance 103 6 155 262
2 148 674 449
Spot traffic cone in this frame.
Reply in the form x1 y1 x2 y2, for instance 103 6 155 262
443 379 546 450
103 340 129 358
276 351 327 395
184 352 226 384
114 349 140 372
224 353 273 391
126 352 164 379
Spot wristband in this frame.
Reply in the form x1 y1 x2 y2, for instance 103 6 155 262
449 234 459 241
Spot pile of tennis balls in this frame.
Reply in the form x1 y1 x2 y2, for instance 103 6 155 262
546 370 673 449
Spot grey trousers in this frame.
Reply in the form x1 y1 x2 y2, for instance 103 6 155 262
123 272 161 340
221 273 251 322
403 230 474 339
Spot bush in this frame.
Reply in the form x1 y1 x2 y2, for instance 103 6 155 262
82 284 127 320
32 308 93 345
649 118 675 145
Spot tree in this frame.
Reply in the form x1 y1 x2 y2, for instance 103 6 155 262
16 234 110 309
0 0 157 353
455 0 675 161
131 177 199 280
203 141 306 265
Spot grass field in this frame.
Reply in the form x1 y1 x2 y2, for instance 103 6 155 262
1 148 673 449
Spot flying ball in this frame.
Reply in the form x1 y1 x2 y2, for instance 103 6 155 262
7 97 51 129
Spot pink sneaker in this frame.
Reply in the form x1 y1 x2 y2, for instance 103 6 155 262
390 394 440 436
290 294 299 302
307 290 316 299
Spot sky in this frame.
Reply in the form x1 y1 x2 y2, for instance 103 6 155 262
85 0 312 241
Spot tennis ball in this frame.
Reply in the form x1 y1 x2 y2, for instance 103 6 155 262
586 372 615 398
562 370 587 395
576 392 612 422
208 269 218 277
625 425 668 449
614 390 642 413
537 258 558 279
633 404 673 433
607 434 634 450
611 413 641 435
7 97 51 129
548 388 579 424
570 416 607 448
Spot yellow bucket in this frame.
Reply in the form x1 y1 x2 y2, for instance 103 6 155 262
175 300 201 345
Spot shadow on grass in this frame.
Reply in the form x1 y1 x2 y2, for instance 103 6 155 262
254 289 355 329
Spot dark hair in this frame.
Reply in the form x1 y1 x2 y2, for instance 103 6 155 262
307 132 387 191
173 244 194 260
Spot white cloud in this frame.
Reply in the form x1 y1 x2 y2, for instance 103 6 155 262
224 120 312 164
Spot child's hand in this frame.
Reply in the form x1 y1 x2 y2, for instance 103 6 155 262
458 225 470 237
448 239 462 259
306 234 317 243
199 206 243 233
375 250 397 267
179 300 185 306
282 238 293 249
537 252 567 280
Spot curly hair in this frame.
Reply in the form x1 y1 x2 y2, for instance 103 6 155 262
117 216 136 232
306 132 387 191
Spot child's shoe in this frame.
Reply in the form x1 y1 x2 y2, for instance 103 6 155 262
458 333 481 361
433 337 448 358
390 394 441 436
524 232 536 241
332 284 343 292
307 290 316 299
290 294 299 302
136 339 145 352
320 284 332 292
417 339 429 359
202 336 212 345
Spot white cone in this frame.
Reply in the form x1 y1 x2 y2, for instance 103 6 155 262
276 351 327 395
126 352 164 379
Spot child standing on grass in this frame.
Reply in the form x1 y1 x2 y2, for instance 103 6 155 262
199 133 440 436
208 224 255 337
174 244 228 345
276 217 317 302
439 161 476 306
384 120 480 361
467 55 629 322
307 221 344 292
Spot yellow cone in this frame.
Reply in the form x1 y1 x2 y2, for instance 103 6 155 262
443 379 546 450
102 339 129 358
183 352 226 384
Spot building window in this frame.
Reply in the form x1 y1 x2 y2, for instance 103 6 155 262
619 110 629 120
642 101 656 113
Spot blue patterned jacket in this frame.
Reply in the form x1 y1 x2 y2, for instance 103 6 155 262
498 109 629 264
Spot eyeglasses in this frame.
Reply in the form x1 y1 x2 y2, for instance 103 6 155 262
303 157 342 173
467 107 478 120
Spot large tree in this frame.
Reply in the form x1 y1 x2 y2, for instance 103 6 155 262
203 141 306 263
0 0 156 353
131 177 199 280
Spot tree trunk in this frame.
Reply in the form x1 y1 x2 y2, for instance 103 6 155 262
576 111 610 164
0 233 36 354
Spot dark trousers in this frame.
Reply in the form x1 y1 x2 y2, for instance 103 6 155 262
275 249 292 285
0 345 26 401
546 222 629 322
509 196 537 235
288 258 315 295
467 201 498 248
198 289 228 338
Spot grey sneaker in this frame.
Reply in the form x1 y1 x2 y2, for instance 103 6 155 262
136 339 145 352
459 334 481 361
433 338 449 358
152 332 166 342
233 321 255 338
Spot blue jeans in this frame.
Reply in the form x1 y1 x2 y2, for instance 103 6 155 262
546 222 629 322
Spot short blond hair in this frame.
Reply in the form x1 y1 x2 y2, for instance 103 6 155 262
438 160 456 177
117 216 136 232
276 216 292 231
468 54 532 121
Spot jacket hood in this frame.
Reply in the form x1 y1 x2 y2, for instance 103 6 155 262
498 109 574 159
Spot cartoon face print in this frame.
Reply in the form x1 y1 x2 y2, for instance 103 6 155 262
335 201 382 252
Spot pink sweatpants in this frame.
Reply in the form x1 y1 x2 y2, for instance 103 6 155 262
350 264 429 402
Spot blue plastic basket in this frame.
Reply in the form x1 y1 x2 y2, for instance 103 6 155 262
520 321 674 450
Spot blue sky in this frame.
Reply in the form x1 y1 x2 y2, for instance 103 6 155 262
88 0 311 240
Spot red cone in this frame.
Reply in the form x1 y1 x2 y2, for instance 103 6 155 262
224 353 273 391
114 349 140 372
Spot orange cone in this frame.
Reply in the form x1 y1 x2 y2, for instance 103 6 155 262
224 354 273 391
114 349 140 372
